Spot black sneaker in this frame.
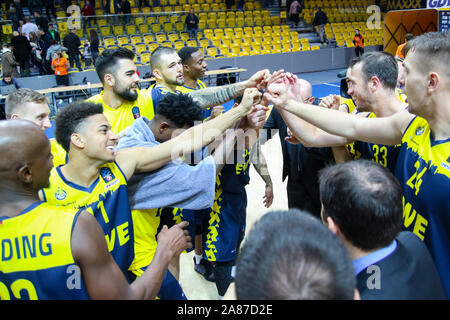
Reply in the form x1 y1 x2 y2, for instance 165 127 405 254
194 258 215 282
193 257 206 275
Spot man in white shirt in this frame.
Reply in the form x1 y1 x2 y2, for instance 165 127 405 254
21 16 38 39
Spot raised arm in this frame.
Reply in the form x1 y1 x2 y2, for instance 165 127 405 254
116 88 263 180
265 85 413 147
71 211 191 300
188 69 269 108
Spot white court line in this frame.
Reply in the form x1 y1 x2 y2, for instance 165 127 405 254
322 82 341 87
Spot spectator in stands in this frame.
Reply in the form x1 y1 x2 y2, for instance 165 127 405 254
29 31 46 75
63 28 83 71
312 7 328 44
1 43 20 79
46 39 67 73
44 0 56 21
288 0 301 27
34 11 49 33
52 51 70 86
353 29 364 57
11 30 32 77
83 40 93 67
89 29 100 65
1 73 23 89
138 0 149 8
27 0 43 15
12 0 25 22
119 0 132 24
319 160 446 300
82 0 94 30
21 15 38 40
396 33 414 59
225 0 235 10
185 9 199 39
234 209 358 300
45 24 61 44
6 5 21 32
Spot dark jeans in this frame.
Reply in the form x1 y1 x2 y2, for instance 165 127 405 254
56 74 69 86
355 46 364 57
19 59 30 77
68 53 82 70
46 4 56 20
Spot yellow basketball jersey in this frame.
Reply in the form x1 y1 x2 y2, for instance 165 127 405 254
41 162 134 275
176 79 207 93
50 138 67 167
87 90 155 134
0 202 89 300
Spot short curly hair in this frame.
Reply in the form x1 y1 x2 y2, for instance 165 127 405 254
55 101 103 152
156 93 203 127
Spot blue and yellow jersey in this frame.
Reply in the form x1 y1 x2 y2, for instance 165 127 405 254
346 112 401 174
204 148 251 262
0 202 89 300
176 79 207 93
146 84 178 113
41 162 134 276
219 148 251 194
395 116 450 298
177 80 211 120
87 90 155 134
50 138 67 167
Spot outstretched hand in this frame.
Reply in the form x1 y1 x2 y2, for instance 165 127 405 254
157 221 192 257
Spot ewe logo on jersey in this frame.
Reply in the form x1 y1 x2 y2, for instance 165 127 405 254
55 187 67 201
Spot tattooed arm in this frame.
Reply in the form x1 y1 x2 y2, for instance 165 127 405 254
188 69 270 109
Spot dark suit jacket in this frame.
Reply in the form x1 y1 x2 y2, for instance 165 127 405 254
356 231 446 300
263 107 333 216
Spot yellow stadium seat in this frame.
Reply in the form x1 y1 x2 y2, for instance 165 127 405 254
187 39 198 47
163 22 173 33
143 33 155 43
103 36 115 47
206 46 218 57
156 33 167 43
135 43 147 54
219 46 229 56
131 35 143 45
117 36 129 46
139 24 149 34
148 42 159 52
149 23 160 33
175 21 184 32
126 24 137 35
113 25 124 36
140 51 151 64
181 32 190 41
167 32 179 42
174 40 185 51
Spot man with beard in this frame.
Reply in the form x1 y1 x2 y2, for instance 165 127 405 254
87 48 153 134
274 52 406 176
89 47 269 134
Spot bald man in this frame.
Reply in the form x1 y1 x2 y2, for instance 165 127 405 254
0 120 190 300
261 77 333 217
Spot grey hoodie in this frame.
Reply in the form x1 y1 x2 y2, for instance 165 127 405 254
117 116 216 210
